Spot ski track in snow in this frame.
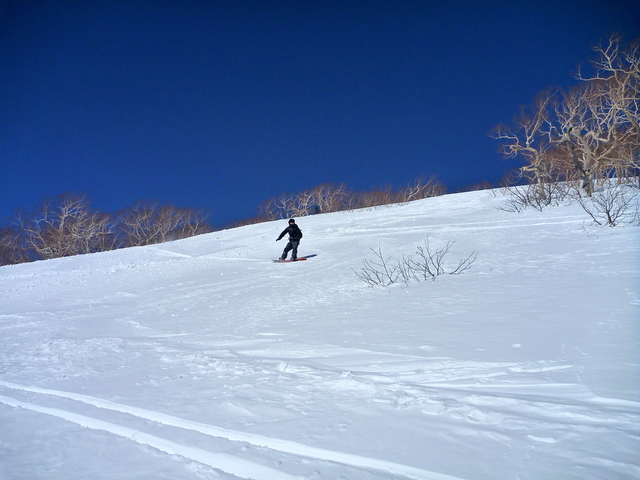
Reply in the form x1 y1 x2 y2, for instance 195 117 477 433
0 394 298 480
0 380 466 480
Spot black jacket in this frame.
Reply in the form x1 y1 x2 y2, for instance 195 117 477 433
277 224 303 242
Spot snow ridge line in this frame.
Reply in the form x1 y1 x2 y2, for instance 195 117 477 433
0 381 466 480
0 394 298 480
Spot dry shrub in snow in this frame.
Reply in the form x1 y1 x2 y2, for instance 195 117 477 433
575 183 640 227
354 239 477 287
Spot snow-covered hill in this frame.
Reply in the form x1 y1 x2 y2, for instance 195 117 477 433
1 189 639 480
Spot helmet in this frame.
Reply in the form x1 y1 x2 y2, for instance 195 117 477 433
288 219 295 224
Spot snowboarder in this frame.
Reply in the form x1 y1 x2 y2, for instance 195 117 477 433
276 219 303 261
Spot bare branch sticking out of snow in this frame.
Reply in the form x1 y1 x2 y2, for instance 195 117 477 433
355 239 477 287
575 184 640 226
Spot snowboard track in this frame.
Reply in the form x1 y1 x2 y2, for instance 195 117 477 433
0 380 465 480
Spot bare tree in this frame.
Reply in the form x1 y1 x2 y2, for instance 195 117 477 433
0 225 29 265
16 193 114 260
556 35 639 195
575 34 640 186
259 193 299 220
355 186 402 209
117 202 211 247
555 82 621 195
260 183 354 219
260 178 446 220
492 90 562 200
400 175 446 202
117 202 157 247
577 34 640 136
310 183 353 213
259 196 285 221
179 207 212 238
290 190 317 217
493 35 640 199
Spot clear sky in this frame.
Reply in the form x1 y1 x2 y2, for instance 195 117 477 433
1 0 639 227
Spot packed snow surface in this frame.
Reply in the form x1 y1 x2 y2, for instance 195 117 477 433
1 190 639 480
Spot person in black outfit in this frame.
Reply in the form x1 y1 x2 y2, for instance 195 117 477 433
276 219 303 261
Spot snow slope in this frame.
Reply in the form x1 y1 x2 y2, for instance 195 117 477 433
1 189 639 480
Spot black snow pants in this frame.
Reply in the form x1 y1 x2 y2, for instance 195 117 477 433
281 240 299 260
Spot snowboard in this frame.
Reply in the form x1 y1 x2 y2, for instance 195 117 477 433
273 257 307 263
272 254 317 263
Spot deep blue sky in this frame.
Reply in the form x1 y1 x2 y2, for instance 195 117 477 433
1 1 639 227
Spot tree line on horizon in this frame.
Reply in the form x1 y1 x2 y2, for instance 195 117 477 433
0 194 212 265
234 175 448 227
0 176 452 266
